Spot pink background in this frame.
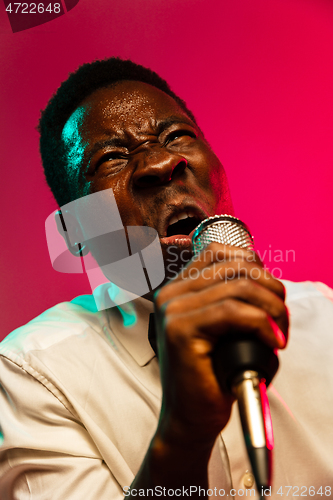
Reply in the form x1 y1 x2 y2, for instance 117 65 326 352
1 0 332 340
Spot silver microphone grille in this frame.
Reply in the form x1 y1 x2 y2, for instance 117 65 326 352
192 215 254 255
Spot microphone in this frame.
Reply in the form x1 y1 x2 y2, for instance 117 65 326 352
192 215 279 493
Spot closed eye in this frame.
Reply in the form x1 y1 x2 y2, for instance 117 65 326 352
165 129 196 145
96 151 128 168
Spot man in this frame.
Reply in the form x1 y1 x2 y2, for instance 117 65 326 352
1 58 332 499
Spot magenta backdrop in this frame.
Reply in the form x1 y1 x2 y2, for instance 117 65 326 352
1 0 332 340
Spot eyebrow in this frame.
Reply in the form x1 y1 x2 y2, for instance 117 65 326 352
156 115 196 133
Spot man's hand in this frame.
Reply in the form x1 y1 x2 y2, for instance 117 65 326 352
130 243 288 496
154 243 288 448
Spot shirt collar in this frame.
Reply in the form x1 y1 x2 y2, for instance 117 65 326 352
104 286 156 367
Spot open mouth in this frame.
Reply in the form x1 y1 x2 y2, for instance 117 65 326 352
158 209 204 247
166 212 202 238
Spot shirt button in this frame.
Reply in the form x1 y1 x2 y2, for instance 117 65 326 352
242 471 255 488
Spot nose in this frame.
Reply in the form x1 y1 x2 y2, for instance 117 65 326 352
133 148 188 188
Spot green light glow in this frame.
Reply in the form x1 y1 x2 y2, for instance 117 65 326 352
109 285 138 327
62 106 91 200
71 295 98 313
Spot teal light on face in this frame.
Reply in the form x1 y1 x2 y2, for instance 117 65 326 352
62 106 91 200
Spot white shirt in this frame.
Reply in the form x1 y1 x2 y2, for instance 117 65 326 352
0 280 333 499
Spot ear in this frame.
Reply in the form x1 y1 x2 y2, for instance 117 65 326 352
55 210 90 257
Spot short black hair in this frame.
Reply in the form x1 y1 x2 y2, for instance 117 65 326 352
38 57 197 207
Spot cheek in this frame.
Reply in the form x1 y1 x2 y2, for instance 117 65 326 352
200 148 234 213
209 164 225 191
98 175 145 226
197 147 225 189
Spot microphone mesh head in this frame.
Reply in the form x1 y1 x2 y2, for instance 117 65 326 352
192 215 254 255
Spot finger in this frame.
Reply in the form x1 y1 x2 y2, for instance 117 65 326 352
164 278 288 340
165 298 288 350
156 260 285 305
180 243 262 277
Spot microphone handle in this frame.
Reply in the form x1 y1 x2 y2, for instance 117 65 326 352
192 215 279 492
212 334 278 490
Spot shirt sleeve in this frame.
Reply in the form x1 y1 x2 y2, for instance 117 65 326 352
0 355 125 500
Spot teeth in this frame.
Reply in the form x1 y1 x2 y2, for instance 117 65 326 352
169 211 196 227
169 215 180 226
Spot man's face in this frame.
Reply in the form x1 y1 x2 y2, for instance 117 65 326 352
62 80 234 282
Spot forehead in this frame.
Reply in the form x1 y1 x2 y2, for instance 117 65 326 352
63 80 191 139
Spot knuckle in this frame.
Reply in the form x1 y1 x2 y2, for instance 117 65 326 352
250 251 263 266
219 297 239 315
267 275 286 299
277 280 286 300
267 295 287 320
237 275 256 292
163 300 177 317
235 277 252 292
279 305 290 333
153 287 161 303
256 308 270 329
207 242 223 252
164 314 178 334
204 242 226 262
154 286 169 309
276 300 288 319
273 282 286 302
